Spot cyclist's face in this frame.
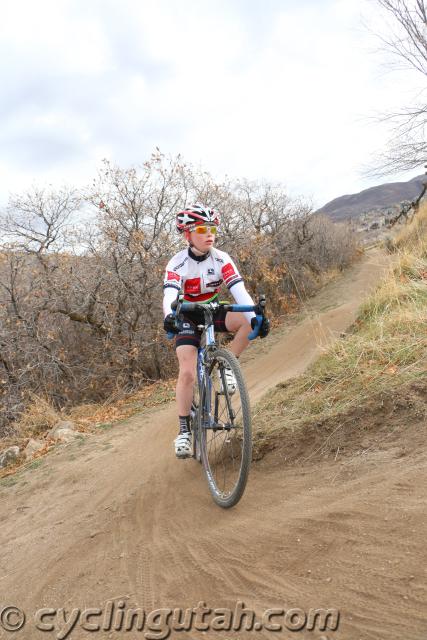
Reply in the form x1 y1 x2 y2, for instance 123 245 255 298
189 225 216 252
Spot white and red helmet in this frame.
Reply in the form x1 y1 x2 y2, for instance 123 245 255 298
176 204 220 233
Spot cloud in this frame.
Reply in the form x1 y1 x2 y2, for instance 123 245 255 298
0 0 423 208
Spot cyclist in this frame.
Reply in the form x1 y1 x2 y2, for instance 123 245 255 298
163 204 270 458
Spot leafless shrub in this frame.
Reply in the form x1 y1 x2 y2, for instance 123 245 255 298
0 152 357 436
365 0 427 175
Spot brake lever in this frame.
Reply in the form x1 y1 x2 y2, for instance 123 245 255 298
248 294 266 341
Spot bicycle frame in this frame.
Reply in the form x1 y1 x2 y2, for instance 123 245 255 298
166 295 265 506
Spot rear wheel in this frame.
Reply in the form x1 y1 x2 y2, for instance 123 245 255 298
199 348 252 508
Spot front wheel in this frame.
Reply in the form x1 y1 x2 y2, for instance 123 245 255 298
199 348 252 508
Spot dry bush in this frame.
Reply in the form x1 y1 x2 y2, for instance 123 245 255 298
0 151 358 436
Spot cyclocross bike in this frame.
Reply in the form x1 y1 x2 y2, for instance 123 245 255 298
167 294 266 508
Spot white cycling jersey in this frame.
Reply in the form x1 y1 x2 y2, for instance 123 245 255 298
163 246 256 324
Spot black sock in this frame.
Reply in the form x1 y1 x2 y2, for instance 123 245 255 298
179 415 190 434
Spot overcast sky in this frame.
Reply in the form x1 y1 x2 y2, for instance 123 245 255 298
0 0 424 210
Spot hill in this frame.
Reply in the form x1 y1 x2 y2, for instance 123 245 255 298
317 174 426 221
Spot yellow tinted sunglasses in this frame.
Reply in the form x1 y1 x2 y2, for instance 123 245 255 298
193 225 218 235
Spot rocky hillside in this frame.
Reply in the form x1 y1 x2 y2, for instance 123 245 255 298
317 174 426 221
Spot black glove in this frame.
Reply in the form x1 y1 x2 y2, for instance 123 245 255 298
251 316 270 338
164 313 178 334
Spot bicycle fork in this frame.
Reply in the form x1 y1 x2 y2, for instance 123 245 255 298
200 353 234 434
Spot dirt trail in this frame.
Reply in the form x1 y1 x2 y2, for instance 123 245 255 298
1 248 426 640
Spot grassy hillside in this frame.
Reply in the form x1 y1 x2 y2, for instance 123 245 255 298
253 205 427 461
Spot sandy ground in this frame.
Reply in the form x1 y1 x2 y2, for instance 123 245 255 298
1 247 426 640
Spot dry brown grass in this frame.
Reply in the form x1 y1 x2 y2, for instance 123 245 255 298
388 206 427 253
253 203 427 458
12 394 62 438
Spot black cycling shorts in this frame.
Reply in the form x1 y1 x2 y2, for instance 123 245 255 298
175 306 229 349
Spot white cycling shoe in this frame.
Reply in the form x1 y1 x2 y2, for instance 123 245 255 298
218 366 237 395
174 431 192 458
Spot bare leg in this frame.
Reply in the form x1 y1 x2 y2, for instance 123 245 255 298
176 345 198 415
225 312 252 357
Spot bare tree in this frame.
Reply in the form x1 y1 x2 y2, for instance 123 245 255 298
1 187 81 253
0 152 357 436
367 0 427 175
375 0 427 75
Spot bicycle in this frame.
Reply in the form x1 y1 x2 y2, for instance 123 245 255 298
167 293 266 508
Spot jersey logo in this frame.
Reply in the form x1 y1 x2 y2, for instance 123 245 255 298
167 271 180 282
172 257 188 271
207 268 215 275
184 277 201 294
206 279 222 288
222 263 236 282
